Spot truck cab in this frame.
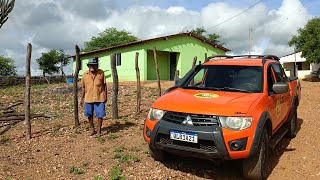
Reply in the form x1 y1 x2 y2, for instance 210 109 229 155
143 55 301 179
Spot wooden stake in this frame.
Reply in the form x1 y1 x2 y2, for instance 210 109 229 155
110 54 119 119
174 70 180 85
25 43 32 139
153 48 161 96
205 53 208 60
191 56 197 86
73 45 81 127
135 52 141 114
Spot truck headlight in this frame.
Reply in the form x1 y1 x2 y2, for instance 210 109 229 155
220 117 253 131
148 108 165 120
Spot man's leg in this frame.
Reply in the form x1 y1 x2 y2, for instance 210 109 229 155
94 102 106 136
84 103 96 135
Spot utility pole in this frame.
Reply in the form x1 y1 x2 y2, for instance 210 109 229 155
294 46 297 77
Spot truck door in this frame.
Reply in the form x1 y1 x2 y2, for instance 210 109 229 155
266 65 282 130
271 64 291 123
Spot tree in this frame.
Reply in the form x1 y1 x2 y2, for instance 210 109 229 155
289 17 320 64
185 27 224 45
36 50 70 77
0 55 16 76
0 0 15 29
83 27 138 52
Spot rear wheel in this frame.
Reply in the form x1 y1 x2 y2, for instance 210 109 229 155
286 108 298 138
149 146 166 161
243 127 269 180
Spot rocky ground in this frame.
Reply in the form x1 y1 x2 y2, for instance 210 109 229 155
0 81 319 180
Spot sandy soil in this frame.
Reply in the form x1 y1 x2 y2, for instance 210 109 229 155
0 81 319 180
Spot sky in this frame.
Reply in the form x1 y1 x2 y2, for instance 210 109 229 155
0 0 319 76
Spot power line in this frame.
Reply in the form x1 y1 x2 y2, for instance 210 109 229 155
206 0 265 30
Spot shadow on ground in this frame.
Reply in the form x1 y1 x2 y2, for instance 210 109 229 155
162 118 304 179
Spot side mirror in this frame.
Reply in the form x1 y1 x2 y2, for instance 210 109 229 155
272 82 289 94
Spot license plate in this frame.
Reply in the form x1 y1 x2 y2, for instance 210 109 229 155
170 130 198 143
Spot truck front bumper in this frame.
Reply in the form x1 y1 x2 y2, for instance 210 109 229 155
147 120 233 160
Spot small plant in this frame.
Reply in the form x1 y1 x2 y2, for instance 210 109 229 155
96 136 106 143
69 166 84 175
114 146 126 152
129 146 140 152
113 154 140 163
107 133 120 140
0 135 10 145
83 161 89 168
109 166 125 180
93 176 104 180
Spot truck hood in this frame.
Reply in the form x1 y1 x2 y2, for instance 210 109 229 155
152 88 262 116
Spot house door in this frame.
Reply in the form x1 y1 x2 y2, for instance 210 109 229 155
170 52 177 80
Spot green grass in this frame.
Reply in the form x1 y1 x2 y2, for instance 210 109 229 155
96 136 106 143
114 146 126 152
32 84 48 89
109 166 125 180
93 176 104 180
107 133 120 140
83 161 89 168
69 166 84 175
113 154 140 163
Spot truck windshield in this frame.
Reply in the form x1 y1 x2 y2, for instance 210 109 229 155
182 65 263 93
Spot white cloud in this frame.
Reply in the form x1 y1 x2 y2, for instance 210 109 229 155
0 0 313 76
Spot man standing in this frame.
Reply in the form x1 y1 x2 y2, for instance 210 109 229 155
80 58 107 136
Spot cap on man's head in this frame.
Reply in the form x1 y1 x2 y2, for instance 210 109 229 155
87 57 99 65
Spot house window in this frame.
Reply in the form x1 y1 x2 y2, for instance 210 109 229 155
115 53 121 66
297 62 302 70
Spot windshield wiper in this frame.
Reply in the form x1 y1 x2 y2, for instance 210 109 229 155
219 87 252 93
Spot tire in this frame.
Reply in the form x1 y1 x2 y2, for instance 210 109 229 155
286 108 298 138
243 128 269 180
149 146 166 161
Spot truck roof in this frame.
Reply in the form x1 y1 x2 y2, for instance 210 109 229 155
203 55 280 66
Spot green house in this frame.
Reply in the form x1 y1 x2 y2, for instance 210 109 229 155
73 33 229 81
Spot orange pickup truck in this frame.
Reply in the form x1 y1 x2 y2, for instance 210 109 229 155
143 55 301 179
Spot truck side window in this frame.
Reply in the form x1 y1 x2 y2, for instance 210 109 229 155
272 64 288 83
267 66 276 93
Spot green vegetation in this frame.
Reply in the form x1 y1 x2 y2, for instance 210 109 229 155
109 166 125 180
96 136 106 143
289 17 320 64
113 154 140 163
0 135 10 144
69 166 85 175
83 27 138 52
0 55 17 76
93 176 104 180
114 146 126 152
82 161 89 168
107 133 120 140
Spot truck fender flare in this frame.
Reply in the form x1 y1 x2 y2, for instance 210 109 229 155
247 111 271 158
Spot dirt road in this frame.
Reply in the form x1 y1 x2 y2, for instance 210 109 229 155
0 81 319 179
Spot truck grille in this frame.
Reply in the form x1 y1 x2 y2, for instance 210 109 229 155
157 134 218 152
161 112 220 126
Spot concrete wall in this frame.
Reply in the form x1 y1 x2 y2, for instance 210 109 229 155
283 62 320 79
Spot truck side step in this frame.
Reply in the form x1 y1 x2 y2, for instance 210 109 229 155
269 127 288 149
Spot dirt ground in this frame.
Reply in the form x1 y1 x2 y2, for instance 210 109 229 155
0 81 319 180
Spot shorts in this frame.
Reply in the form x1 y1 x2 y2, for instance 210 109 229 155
84 102 106 118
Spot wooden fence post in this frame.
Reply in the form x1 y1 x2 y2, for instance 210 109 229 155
110 54 119 119
153 48 161 97
135 52 141 114
205 53 208 60
174 70 180 85
25 43 32 140
191 56 197 85
73 45 81 128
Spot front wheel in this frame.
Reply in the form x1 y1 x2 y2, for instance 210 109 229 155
149 146 166 161
243 128 269 179
286 108 298 138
